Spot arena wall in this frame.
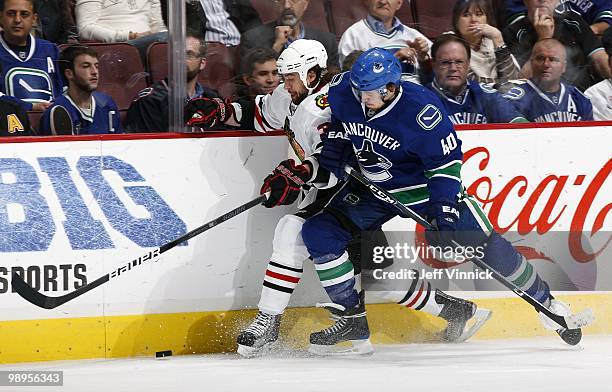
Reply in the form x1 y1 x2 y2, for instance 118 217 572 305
0 123 610 363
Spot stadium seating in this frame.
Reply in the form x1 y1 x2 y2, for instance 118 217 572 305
146 41 169 84
86 43 148 110
328 0 369 41
200 42 237 99
412 0 455 38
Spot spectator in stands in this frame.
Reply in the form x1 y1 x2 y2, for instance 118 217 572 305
505 0 612 35
237 47 280 100
76 0 167 59
585 27 612 119
427 33 527 124
0 99 32 135
503 38 593 121
39 45 122 135
34 0 78 44
224 0 262 33
503 0 610 91
338 0 432 84
201 0 241 46
240 0 339 68
453 0 521 86
0 0 62 112
126 30 221 132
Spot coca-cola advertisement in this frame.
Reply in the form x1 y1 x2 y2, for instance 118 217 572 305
369 125 611 292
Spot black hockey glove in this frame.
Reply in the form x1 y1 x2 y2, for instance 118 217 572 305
425 201 459 248
260 159 311 208
184 97 234 128
319 137 357 181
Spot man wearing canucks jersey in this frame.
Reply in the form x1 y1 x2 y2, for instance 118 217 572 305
0 0 63 112
427 34 527 124
39 45 122 135
268 48 582 354
503 39 594 122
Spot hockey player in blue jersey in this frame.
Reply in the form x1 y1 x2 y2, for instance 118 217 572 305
40 45 122 135
427 34 528 124
503 38 594 122
0 0 62 112
260 47 583 354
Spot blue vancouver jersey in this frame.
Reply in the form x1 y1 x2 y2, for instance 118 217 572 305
40 91 123 135
503 80 594 122
428 80 527 124
0 34 63 111
326 72 463 210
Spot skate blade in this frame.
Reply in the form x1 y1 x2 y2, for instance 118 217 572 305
455 308 493 343
308 339 374 356
237 340 280 358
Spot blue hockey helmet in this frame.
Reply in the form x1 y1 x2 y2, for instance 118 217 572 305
349 47 402 92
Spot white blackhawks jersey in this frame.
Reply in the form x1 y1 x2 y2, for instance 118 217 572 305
253 83 331 160
253 83 337 205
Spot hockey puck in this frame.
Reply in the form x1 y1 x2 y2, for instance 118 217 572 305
155 350 172 358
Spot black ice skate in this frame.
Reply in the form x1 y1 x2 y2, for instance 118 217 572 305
236 311 281 357
436 289 492 343
309 291 373 356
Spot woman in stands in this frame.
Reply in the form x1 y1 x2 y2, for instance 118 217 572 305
75 0 167 54
452 0 521 87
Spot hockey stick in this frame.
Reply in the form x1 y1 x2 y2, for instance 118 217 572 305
12 193 269 309
345 166 594 331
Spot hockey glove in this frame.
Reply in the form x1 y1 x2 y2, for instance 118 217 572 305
184 97 234 128
260 159 311 208
319 137 357 181
425 201 460 248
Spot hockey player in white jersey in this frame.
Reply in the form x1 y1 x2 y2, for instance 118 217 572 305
186 39 344 356
186 40 491 357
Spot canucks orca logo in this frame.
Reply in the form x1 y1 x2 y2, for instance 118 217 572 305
6 68 54 102
356 140 392 181
503 87 525 101
373 62 384 74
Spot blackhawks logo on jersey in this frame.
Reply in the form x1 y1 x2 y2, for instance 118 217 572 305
315 93 329 110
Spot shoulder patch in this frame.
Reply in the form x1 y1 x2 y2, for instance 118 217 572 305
503 87 525 101
416 104 442 130
314 93 329 109
6 114 24 133
330 72 346 87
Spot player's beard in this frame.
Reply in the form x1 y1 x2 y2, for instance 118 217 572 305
291 90 309 105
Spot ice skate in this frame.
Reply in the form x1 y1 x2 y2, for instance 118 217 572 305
237 311 282 357
539 298 582 346
309 292 373 356
436 289 492 343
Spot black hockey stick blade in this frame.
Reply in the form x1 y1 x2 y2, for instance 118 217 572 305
344 166 594 331
12 193 268 309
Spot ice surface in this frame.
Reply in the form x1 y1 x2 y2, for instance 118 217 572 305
3 335 611 392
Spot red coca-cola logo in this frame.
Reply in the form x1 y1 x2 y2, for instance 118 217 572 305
417 147 610 267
